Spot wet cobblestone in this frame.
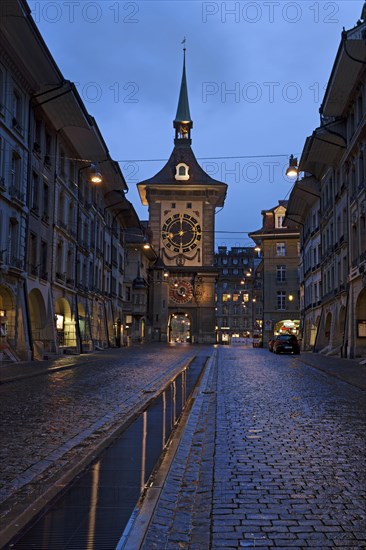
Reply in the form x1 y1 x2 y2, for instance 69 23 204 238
0 345 202 528
142 348 366 549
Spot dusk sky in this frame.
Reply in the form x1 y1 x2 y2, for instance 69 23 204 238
29 0 360 248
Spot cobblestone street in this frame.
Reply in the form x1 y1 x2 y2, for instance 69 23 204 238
141 348 366 549
0 344 208 544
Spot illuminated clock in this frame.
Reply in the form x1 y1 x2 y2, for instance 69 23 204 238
170 280 193 304
162 213 202 254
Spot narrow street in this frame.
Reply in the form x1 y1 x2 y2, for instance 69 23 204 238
2 346 366 549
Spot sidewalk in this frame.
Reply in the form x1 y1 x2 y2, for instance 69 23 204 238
297 351 366 390
0 345 156 384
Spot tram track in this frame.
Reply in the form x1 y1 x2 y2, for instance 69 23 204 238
2 350 213 549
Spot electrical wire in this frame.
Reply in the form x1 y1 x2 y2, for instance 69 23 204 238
119 153 292 163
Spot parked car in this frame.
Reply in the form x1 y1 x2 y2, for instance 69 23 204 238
272 334 300 355
268 338 276 352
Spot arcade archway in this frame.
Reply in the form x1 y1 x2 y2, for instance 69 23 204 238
29 288 48 359
324 312 332 343
356 288 366 356
168 313 191 343
273 319 300 337
55 297 76 349
0 285 15 345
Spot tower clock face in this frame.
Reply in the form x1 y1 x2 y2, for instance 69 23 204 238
162 213 202 254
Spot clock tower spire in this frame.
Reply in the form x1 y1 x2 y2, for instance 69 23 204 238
173 47 193 145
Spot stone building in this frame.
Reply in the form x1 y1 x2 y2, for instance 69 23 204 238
0 0 144 361
123 224 157 345
215 246 261 344
249 201 300 347
285 5 366 358
137 51 227 344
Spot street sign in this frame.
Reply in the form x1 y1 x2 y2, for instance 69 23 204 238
264 319 272 331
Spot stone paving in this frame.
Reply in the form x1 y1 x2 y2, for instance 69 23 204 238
141 348 366 549
0 344 209 542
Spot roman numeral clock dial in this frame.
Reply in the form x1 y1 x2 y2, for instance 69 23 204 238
162 213 202 257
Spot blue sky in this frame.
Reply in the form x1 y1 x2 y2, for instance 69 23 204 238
29 0 361 248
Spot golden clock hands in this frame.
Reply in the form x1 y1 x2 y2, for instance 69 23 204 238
168 230 188 238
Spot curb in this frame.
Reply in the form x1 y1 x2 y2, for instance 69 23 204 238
0 362 86 385
119 350 217 549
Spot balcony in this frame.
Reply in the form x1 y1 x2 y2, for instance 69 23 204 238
57 219 68 231
9 256 23 270
33 142 41 155
29 264 38 277
12 117 23 135
9 186 25 203
0 176 5 191
41 213 49 224
56 272 66 282
66 278 75 287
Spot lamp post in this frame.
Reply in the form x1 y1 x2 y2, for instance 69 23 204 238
286 154 299 179
75 163 103 354
104 201 133 348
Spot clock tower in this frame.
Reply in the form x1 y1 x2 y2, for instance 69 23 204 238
137 50 227 343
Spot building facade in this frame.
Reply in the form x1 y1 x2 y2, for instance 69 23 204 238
215 246 262 344
285 6 366 358
0 0 145 361
137 51 227 344
249 201 300 347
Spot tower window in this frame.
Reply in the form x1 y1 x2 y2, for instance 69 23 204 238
171 202 176 209
187 202 192 209
175 162 190 181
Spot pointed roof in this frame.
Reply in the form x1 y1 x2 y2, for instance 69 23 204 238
174 49 191 123
140 145 226 185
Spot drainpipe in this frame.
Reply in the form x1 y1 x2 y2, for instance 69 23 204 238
342 285 350 358
349 283 355 359
23 95 34 359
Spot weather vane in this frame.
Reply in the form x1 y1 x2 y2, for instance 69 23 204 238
181 37 186 51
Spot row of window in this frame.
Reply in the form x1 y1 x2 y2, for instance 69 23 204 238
321 144 365 211
0 64 26 136
303 209 366 278
216 257 251 266
217 314 263 328
0 138 26 196
0 210 23 267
